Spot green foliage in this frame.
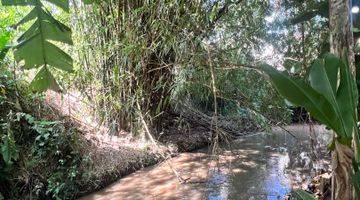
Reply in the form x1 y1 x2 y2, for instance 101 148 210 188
287 1 328 25
0 28 10 51
0 6 27 62
353 160 360 195
0 68 19 176
0 111 86 199
1 124 19 166
290 189 316 200
0 47 10 63
72 0 223 131
0 66 88 199
0 7 15 50
29 119 83 200
267 0 329 76
82 0 97 4
173 67 290 124
261 53 358 145
2 0 74 92
72 0 278 132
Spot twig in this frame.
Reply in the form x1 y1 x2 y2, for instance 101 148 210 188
207 45 220 155
136 99 186 183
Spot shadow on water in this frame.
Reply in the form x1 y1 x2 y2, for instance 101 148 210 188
80 125 331 200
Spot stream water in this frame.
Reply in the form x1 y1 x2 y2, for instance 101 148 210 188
80 125 331 200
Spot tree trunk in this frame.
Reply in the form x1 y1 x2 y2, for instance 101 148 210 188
329 0 355 70
331 141 355 200
329 0 356 199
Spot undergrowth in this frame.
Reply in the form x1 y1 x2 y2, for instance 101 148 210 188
0 66 90 200
172 67 291 126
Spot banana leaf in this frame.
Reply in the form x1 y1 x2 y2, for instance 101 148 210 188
260 53 357 144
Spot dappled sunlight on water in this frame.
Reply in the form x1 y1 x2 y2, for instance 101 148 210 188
80 125 331 200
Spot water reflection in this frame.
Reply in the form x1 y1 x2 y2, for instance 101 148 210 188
204 140 292 199
204 125 330 199
80 125 331 200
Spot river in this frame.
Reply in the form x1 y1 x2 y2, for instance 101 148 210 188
80 125 331 200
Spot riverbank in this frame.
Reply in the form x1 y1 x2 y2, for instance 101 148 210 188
76 119 256 197
80 125 331 200
31 91 261 199
78 122 331 199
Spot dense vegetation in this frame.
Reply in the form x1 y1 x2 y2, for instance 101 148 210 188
1 0 359 199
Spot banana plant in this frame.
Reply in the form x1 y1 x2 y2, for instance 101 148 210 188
261 53 358 147
1 0 95 92
260 53 360 198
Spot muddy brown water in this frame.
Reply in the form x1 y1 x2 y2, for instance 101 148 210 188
80 125 331 200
